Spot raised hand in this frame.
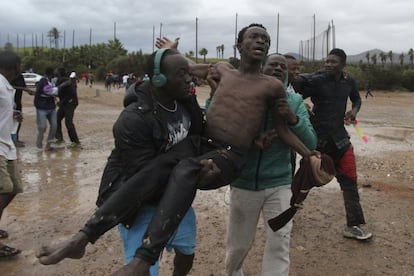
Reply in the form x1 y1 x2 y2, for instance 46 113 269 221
155 37 180 49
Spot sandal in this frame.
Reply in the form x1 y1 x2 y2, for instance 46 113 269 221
0 245 21 259
0 230 8 239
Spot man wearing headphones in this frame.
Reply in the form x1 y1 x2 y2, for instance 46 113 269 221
37 48 208 275
37 24 314 275
114 48 201 275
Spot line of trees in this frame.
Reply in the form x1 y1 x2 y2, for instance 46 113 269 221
6 38 138 81
363 49 414 66
2 27 218 81
300 60 414 92
4 26 414 91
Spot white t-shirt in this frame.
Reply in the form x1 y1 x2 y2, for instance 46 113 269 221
0 73 17 160
122 75 129 83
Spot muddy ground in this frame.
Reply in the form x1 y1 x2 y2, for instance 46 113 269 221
0 83 413 276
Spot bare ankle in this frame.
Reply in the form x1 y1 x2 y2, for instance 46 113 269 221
74 231 90 247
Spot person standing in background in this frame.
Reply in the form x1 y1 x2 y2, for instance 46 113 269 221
284 54 300 94
365 82 374 99
34 67 70 150
55 69 81 149
87 72 94 88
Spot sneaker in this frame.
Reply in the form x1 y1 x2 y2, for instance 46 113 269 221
45 142 65 151
67 142 82 149
343 225 373 241
55 139 65 144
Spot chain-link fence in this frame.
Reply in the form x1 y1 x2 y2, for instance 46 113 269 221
2 14 335 61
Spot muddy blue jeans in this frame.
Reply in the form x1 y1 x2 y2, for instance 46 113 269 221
36 108 57 148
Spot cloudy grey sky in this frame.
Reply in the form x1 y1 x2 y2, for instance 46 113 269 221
1 0 413 58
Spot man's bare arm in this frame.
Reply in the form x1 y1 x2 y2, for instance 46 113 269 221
156 36 233 80
272 97 312 157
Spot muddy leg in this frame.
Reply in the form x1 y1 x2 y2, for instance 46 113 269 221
36 232 89 265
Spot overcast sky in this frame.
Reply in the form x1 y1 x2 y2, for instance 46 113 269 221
1 0 413 59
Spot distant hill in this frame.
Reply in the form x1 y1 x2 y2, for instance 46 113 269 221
347 49 384 64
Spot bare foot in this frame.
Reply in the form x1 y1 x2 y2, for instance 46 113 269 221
36 232 89 265
111 257 151 276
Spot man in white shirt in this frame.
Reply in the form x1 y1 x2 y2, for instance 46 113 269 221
0 50 24 259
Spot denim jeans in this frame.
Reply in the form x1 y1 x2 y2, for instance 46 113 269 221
36 108 57 148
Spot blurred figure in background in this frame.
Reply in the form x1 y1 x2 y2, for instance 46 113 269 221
55 69 81 149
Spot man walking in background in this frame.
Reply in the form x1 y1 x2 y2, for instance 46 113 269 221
55 68 81 149
295 48 373 241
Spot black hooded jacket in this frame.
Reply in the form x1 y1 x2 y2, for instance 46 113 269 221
96 81 204 206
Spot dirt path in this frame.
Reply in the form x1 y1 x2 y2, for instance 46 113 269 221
0 84 413 275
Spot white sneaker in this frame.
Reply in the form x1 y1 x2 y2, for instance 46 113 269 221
343 225 373 241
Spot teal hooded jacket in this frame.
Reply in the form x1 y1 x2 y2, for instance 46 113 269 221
231 92 317 190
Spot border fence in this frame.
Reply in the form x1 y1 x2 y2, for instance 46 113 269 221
2 14 335 62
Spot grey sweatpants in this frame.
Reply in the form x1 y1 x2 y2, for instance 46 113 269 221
225 185 292 276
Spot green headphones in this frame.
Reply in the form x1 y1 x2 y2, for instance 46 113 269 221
152 48 169 87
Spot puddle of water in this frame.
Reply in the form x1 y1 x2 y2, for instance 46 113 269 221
10 146 100 221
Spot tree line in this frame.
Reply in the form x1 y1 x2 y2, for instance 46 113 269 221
301 60 414 92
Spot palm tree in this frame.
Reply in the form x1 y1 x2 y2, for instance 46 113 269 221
199 48 208 63
365 52 370 64
4 42 13 51
186 51 194 58
408 48 414 67
220 44 224 59
379 52 386 65
371 53 377 65
399 53 405 66
387 50 393 65
47 27 60 48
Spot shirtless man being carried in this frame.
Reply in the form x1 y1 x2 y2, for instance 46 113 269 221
37 23 313 275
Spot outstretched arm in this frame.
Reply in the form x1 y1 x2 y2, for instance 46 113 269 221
155 36 233 80
156 36 209 79
271 91 312 157
274 112 312 157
